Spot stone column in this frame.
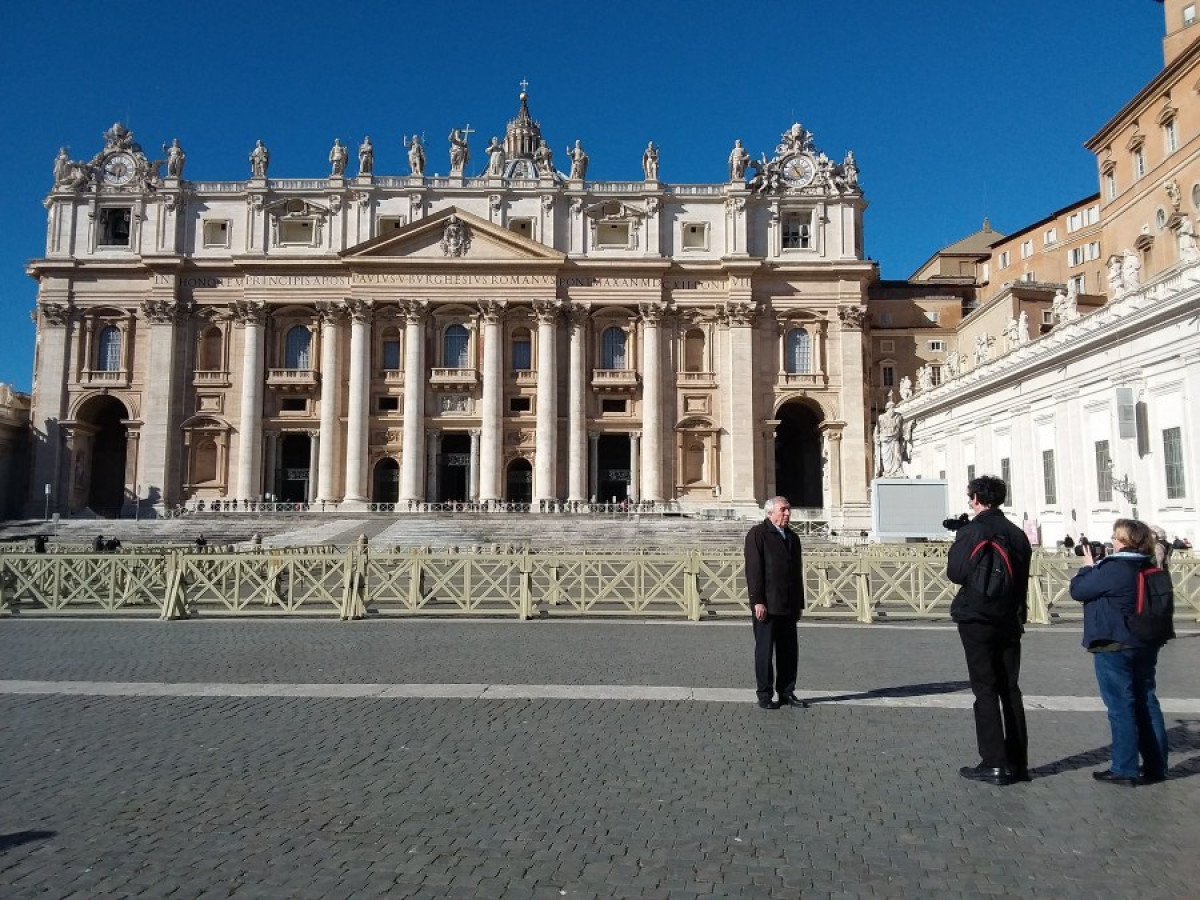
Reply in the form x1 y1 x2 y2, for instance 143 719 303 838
567 303 590 502
533 300 561 504
469 428 481 502
308 430 321 502
724 299 758 505
478 300 507 504
342 300 373 506
138 298 184 510
399 300 428 503
638 302 665 503
588 431 600 503
233 301 267 501
315 302 345 503
28 302 73 517
629 431 641 503
835 305 871 528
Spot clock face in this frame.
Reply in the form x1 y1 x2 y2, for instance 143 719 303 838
103 152 136 186
782 154 815 187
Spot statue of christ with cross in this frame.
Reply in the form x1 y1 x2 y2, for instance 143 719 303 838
448 124 473 176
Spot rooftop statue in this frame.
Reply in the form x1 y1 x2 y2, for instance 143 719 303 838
404 134 426 177
533 139 554 176
165 139 186 178
642 141 659 181
249 140 270 178
448 127 471 177
728 139 750 182
329 138 347 177
566 140 588 180
357 136 373 176
485 136 506 176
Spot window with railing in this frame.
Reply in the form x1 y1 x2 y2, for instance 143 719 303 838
511 327 532 371
444 324 469 368
284 326 312 369
785 329 811 374
97 326 122 372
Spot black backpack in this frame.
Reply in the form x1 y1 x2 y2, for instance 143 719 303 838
966 533 1016 604
1130 565 1175 644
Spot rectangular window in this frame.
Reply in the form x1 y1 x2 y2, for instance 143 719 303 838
1000 458 1011 498
782 214 813 250
1165 120 1178 154
509 218 534 239
882 365 895 387
924 310 940 324
880 339 895 352
596 222 631 247
930 365 942 386
1067 212 1081 232
1185 4 1196 26
202 220 230 248
1043 228 1057 246
929 340 945 352
509 396 531 413
1042 449 1057 505
1095 440 1113 502
377 215 407 233
1070 246 1084 267
1164 427 1186 499
378 396 399 412
1134 148 1146 179
1023 271 1036 282
1020 239 1033 259
1105 172 1117 200
966 464 976 482
1085 204 1099 225
98 207 132 246
1069 274 1086 295
681 222 709 250
279 220 314 244
280 397 307 413
998 251 1010 268
382 340 401 371
601 398 627 414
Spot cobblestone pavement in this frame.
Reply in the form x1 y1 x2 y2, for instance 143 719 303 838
1 620 1198 899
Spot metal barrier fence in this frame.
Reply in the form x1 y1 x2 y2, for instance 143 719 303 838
1 548 1197 624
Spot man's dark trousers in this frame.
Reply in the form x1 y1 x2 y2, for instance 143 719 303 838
754 614 798 703
958 621 1028 770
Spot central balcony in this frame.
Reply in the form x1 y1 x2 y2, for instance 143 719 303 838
266 368 319 390
592 368 640 393
430 367 479 390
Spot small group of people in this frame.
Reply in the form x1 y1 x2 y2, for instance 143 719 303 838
91 535 122 552
745 476 1176 787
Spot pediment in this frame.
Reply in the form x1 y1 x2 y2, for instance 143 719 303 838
583 199 648 221
342 207 565 263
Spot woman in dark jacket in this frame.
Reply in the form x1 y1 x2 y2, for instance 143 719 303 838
1069 518 1169 786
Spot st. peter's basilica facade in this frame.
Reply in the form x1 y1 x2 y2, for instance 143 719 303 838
27 92 873 525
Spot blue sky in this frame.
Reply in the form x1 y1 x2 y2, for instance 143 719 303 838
0 0 1167 392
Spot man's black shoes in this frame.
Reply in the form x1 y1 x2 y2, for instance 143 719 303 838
1092 770 1139 787
756 699 781 710
959 764 1018 786
779 695 810 709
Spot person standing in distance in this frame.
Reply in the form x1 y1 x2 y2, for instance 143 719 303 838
745 496 807 710
947 475 1033 785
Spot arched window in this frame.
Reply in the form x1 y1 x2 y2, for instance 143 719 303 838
97 325 122 372
285 326 312 369
684 329 705 372
511 327 532 371
785 328 811 374
200 327 223 371
444 324 469 368
601 326 627 369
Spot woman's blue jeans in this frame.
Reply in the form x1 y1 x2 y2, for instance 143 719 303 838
1093 647 1169 778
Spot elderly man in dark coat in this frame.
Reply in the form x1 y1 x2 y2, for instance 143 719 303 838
744 496 807 710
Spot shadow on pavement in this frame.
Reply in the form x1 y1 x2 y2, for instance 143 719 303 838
1033 718 1200 781
810 680 970 704
0 830 56 853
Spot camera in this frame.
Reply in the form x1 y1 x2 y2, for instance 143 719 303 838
942 513 969 531
1089 541 1107 560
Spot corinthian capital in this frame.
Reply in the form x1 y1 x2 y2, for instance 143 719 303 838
37 301 72 326
837 305 867 331
720 300 757 326
477 299 508 324
315 301 347 327
638 301 668 324
141 298 187 324
532 299 562 325
346 299 375 324
230 300 267 326
399 299 428 325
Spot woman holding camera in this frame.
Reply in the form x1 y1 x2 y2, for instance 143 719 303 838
1069 518 1169 786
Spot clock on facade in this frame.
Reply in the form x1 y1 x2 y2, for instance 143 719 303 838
781 154 816 187
102 152 137 186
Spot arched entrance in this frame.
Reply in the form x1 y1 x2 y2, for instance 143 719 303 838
82 397 130 517
276 434 312 502
597 434 631 502
774 401 823 509
505 458 532 503
372 458 399 503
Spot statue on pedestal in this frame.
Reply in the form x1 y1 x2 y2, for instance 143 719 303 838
485 136 505 176
873 396 911 478
448 127 470 176
166 139 186 178
329 138 347 177
404 135 426 177
1180 215 1200 263
566 140 588 180
728 139 750 182
642 141 659 181
533 139 554 176
249 140 270 178
1122 249 1142 292
357 136 374 176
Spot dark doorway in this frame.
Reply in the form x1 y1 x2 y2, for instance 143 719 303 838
775 402 823 509
505 458 532 503
438 433 471 502
87 397 129 516
597 434 631 503
277 434 311 502
372 458 399 503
